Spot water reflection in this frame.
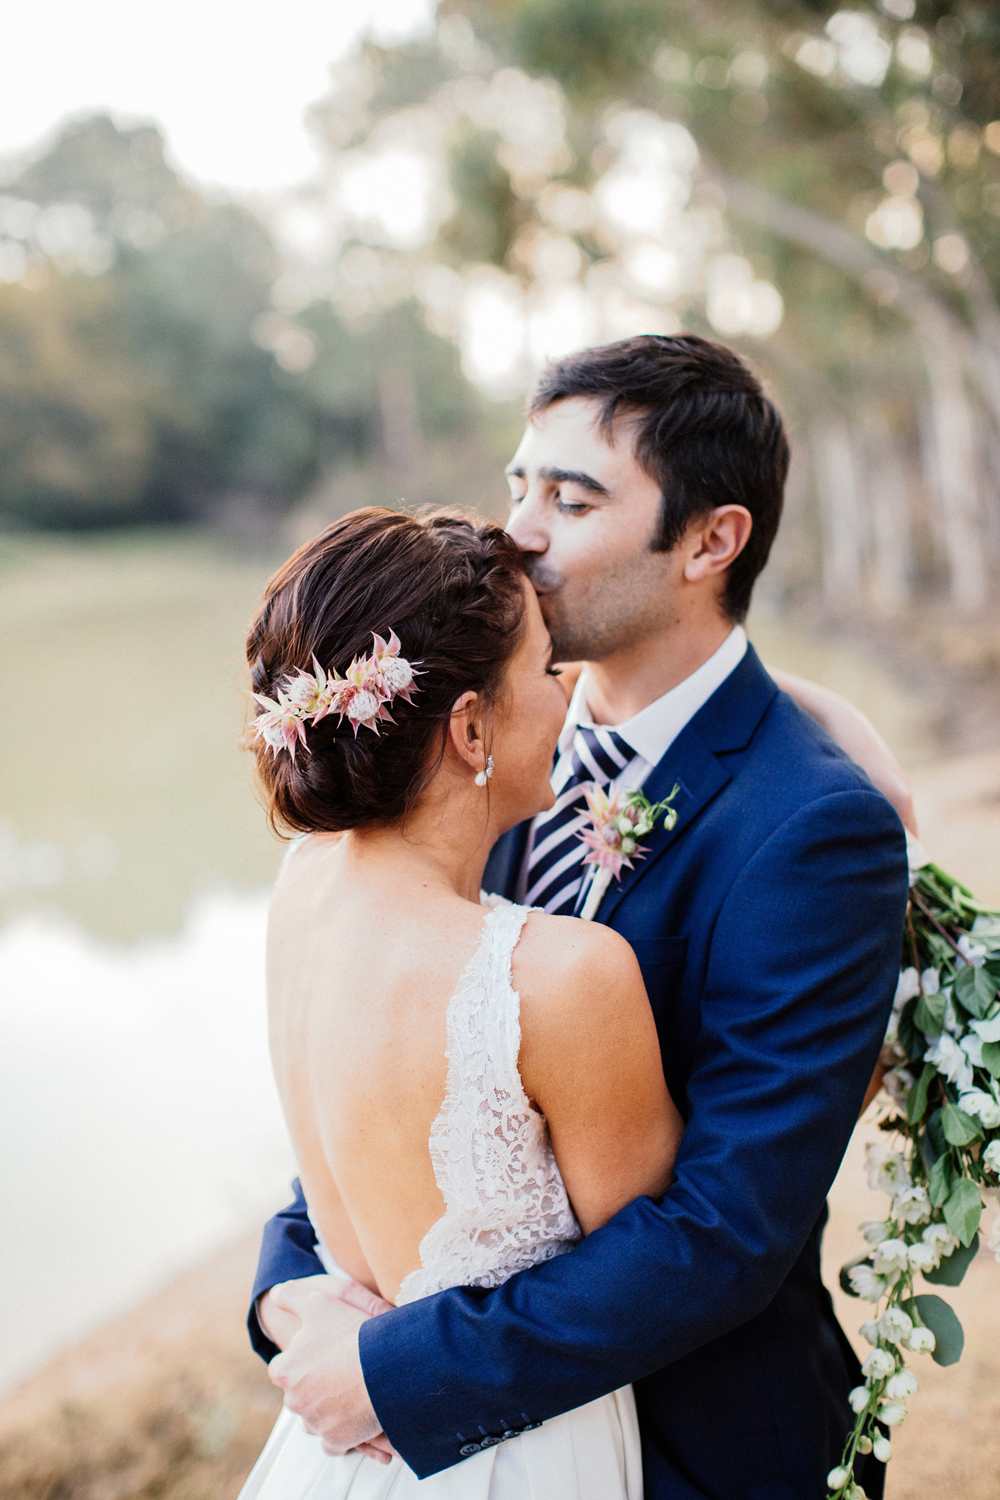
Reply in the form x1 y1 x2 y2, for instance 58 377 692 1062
0 886 294 1390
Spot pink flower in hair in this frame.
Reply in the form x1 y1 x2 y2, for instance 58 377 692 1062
284 657 334 717
330 654 391 736
252 629 420 753
251 687 310 761
371 629 420 703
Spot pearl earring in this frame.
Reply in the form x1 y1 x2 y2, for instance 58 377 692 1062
474 754 494 788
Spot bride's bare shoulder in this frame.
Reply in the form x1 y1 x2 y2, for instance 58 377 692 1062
513 911 642 1001
514 913 659 1119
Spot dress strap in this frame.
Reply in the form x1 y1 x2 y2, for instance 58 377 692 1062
397 899 579 1304
427 903 533 1213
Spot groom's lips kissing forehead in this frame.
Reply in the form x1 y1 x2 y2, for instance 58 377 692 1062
522 558 564 596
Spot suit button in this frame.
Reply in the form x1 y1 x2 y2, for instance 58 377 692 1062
459 1443 481 1456
479 1435 500 1447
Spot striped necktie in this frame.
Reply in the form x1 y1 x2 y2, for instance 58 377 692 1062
525 725 636 915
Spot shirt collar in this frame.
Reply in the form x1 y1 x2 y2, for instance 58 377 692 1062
562 625 748 766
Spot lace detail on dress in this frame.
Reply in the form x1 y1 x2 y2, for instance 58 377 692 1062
396 903 581 1305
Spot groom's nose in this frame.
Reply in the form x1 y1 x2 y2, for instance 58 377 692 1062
505 492 548 554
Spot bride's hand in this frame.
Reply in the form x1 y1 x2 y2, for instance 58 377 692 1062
770 668 918 836
266 1274 397 1463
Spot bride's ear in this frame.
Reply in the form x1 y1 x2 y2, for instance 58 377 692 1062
447 690 489 779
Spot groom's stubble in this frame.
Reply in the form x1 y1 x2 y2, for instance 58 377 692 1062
523 528 682 666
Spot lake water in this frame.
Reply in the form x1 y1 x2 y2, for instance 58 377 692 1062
0 887 296 1388
0 528 943 1391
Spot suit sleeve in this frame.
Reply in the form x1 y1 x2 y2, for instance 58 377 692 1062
358 789 909 1478
247 1178 325 1361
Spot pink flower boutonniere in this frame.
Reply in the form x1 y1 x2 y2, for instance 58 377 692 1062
576 783 680 920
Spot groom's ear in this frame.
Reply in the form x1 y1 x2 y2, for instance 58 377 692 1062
682 506 753 583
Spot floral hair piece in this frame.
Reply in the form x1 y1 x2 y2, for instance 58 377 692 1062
252 629 421 759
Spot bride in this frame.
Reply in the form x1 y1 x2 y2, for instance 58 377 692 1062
238 505 907 1500
240 505 679 1499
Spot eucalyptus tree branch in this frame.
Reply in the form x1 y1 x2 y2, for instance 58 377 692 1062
709 169 1000 432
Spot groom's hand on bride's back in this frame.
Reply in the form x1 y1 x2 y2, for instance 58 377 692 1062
265 1275 396 1463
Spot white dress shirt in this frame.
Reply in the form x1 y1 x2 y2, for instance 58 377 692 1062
514 626 747 900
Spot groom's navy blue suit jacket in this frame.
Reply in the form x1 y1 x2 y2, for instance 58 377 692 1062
250 648 909 1498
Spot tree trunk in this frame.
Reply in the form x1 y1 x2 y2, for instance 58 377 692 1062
811 419 866 616
920 313 988 615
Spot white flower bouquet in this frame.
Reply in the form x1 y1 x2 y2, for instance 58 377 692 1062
828 837 1000 1499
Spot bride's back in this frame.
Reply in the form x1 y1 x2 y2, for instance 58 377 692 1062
268 834 497 1303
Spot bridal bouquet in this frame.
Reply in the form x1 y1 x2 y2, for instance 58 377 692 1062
827 840 1000 1500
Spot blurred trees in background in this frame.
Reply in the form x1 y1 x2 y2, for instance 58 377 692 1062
1 1 999 631
0 116 508 531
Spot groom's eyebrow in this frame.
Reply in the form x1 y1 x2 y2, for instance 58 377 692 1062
536 466 611 497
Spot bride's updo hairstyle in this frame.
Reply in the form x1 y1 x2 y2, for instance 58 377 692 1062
246 508 527 833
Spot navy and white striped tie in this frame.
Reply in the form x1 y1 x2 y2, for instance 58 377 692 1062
525 725 636 915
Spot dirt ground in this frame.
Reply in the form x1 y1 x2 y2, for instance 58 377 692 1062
2 750 998 1499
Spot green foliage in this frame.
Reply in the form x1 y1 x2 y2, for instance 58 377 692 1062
912 1293 965 1367
0 113 509 531
953 962 998 1018
0 117 316 528
497 0 672 102
914 988 947 1035
928 1151 953 1206
441 127 523 266
941 1098 982 1146
906 1061 935 1125
982 1040 1000 1078
922 1231 979 1286
897 997 926 1065
942 1176 984 1245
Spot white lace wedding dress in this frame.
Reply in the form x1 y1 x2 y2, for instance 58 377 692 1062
239 901 642 1499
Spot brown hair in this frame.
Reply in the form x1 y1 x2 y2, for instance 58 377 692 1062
246 508 527 834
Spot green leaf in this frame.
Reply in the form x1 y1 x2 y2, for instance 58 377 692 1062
907 1062 935 1125
897 997 926 1065
926 1108 947 1160
923 1233 980 1287
953 964 998 1019
943 1178 983 1247
914 989 947 1035
942 1099 983 1146
981 1041 1000 1080
839 1250 869 1298
928 1152 953 1207
913 1294 965 1366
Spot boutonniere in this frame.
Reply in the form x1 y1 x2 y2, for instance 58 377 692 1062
576 784 680 920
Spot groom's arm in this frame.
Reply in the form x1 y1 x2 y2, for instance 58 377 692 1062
357 788 908 1478
247 1179 326 1361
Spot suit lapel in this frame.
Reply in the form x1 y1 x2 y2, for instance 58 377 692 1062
580 646 778 924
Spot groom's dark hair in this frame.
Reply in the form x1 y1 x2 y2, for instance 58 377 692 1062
529 334 789 622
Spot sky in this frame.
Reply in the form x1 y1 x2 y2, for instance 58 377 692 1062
0 0 436 194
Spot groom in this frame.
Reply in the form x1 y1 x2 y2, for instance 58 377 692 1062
248 335 909 1497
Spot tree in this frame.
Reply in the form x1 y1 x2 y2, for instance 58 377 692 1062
300 0 1000 617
